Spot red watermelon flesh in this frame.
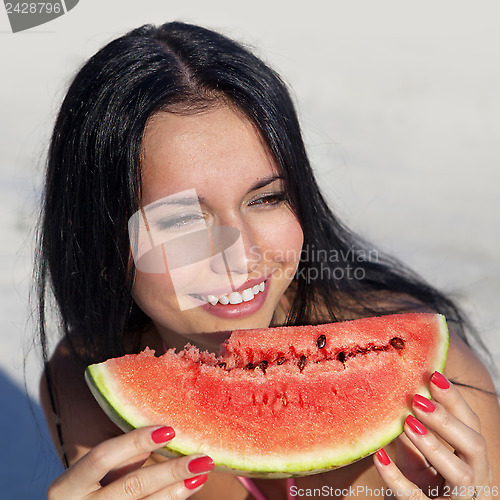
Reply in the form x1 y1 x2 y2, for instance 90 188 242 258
85 313 448 477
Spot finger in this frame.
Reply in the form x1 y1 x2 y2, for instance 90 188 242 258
146 475 209 500
429 371 481 432
395 432 427 466
101 454 151 486
403 415 475 489
373 448 429 500
50 426 175 498
395 434 441 489
412 394 490 487
92 454 214 500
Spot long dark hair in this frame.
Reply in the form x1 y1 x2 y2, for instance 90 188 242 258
36 21 484 388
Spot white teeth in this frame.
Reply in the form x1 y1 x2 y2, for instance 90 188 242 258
218 295 230 305
229 292 243 304
207 295 218 306
241 288 255 302
203 280 266 306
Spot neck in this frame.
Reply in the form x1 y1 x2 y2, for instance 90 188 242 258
139 292 291 355
140 323 228 355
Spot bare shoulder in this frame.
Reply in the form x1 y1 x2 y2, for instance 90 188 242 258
444 329 500 469
444 328 498 393
39 340 122 466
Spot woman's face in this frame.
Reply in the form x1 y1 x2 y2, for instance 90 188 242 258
131 105 303 350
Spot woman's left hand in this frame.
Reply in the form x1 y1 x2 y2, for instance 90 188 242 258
374 371 494 500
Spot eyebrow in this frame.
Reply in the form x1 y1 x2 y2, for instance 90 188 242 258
143 175 284 211
145 196 201 212
248 175 284 193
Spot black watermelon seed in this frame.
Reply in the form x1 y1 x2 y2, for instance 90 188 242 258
217 362 227 369
390 337 405 350
316 334 326 349
298 355 307 372
245 362 254 370
338 351 346 363
277 356 286 365
257 360 268 372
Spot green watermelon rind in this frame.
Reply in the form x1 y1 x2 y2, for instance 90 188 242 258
84 314 449 477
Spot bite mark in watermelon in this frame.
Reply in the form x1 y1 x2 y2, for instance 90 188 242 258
85 313 448 477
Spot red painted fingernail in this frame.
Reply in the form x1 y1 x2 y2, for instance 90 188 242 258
188 456 215 474
376 448 391 466
431 371 450 390
406 415 427 435
413 394 436 413
151 426 175 443
185 474 208 490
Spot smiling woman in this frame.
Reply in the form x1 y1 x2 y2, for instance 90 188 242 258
36 21 500 500
131 107 303 348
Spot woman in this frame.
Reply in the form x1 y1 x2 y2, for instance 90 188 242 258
38 21 500 499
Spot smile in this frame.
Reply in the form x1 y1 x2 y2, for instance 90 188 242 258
192 280 266 306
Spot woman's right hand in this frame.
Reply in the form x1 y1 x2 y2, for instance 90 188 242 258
47 426 214 499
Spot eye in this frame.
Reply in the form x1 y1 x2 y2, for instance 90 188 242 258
155 213 206 230
249 192 288 207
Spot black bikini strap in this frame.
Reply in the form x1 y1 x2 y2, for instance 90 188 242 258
44 363 69 468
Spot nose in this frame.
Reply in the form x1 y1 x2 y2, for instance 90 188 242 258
207 218 261 280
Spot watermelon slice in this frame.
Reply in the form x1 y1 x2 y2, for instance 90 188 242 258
85 313 448 477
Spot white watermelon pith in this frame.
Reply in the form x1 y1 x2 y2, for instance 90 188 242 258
85 313 449 477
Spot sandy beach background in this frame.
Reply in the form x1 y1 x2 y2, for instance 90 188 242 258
1 1 499 497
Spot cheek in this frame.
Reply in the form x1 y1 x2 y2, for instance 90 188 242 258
260 219 304 266
132 271 177 314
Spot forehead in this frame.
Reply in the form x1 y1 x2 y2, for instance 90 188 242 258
140 106 279 203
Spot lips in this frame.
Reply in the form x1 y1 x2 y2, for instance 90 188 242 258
194 277 270 319
190 276 268 306
206 280 265 305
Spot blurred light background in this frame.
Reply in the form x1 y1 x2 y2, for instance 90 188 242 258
1 1 499 497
